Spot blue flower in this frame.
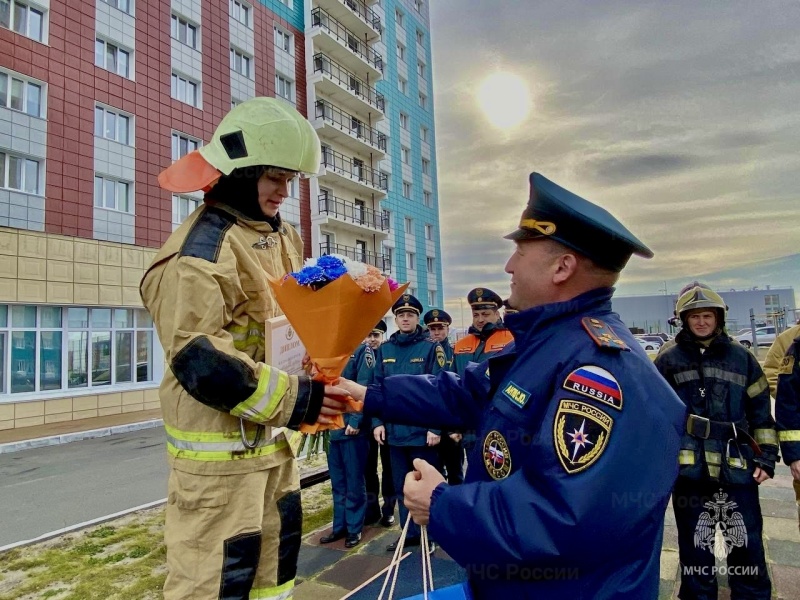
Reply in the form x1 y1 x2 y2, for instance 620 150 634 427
316 255 348 280
290 265 327 286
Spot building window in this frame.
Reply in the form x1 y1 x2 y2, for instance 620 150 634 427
0 0 44 42
423 190 432 207
428 290 436 306
274 25 292 53
230 48 252 78
275 74 293 102
404 217 413 234
171 14 198 49
422 158 430 175
414 0 423 12
401 146 410 164
402 181 411 198
395 9 403 27
385 247 394 271
381 170 390 189
425 223 433 240
230 0 250 27
406 252 415 270
99 0 132 14
277 0 290 5
426 256 435 272
171 132 200 161
94 175 132 213
419 92 427 109
0 70 43 117
420 125 428 143
171 73 200 107
172 194 201 226
416 30 424 45
0 305 156 394
94 106 131 145
399 112 408 130
417 61 425 78
0 151 40 194
95 39 130 78
396 42 405 62
398 77 407 95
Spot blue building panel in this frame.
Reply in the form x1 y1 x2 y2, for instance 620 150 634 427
257 0 303 30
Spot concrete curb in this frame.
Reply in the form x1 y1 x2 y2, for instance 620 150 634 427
0 419 164 454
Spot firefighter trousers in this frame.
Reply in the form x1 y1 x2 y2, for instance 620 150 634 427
673 477 771 599
164 459 301 600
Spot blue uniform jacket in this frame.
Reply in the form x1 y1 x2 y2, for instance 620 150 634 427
372 326 446 446
364 288 686 599
331 344 374 441
776 334 800 464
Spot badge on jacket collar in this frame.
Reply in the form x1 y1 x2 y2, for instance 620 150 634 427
483 430 512 479
554 399 613 474
563 365 623 410
253 236 278 249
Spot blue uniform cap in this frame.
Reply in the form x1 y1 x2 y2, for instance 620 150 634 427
504 173 653 272
371 320 387 334
467 288 503 310
392 293 423 315
423 309 452 326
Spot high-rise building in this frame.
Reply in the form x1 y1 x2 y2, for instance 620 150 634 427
0 0 442 433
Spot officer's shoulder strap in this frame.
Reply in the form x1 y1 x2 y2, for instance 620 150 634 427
581 316 629 351
179 206 237 263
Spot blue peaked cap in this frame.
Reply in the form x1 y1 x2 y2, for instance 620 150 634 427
504 173 653 272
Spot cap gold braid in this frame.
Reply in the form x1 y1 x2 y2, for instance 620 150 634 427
519 218 556 235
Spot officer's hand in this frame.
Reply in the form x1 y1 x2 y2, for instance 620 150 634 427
301 353 312 373
374 425 386 445
336 378 367 403
449 433 462 443
753 467 770 484
426 432 441 446
790 460 800 482
404 459 446 526
317 384 350 424
345 425 359 436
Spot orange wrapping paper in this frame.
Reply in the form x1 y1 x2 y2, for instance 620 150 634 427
269 275 409 432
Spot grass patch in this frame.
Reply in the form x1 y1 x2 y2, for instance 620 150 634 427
0 476 334 599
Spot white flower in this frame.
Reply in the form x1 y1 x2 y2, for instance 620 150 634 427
342 257 368 279
303 257 318 268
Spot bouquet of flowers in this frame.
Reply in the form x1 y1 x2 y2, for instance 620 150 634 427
269 254 408 432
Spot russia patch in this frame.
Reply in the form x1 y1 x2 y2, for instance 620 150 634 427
563 365 623 410
502 381 531 408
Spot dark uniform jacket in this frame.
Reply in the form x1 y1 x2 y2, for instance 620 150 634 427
655 329 779 484
332 344 375 441
372 326 446 447
439 338 454 368
364 288 686 599
775 334 800 465
451 322 514 377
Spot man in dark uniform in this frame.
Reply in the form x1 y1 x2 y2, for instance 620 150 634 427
374 294 447 550
655 286 777 599
451 288 514 377
344 321 397 528
775 328 800 532
425 309 463 484
336 172 686 599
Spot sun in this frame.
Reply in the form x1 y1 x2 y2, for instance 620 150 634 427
477 71 531 129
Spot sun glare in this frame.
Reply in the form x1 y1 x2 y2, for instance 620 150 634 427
477 71 531 129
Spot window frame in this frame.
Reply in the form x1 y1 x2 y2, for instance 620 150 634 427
171 132 201 161
171 14 198 49
275 74 294 102
94 104 132 145
404 217 413 234
171 72 200 107
402 180 411 198
0 150 41 195
93 174 132 213
424 223 433 240
230 47 253 79
274 25 292 54
99 0 132 15
1 0 45 42
0 68 44 117
406 251 416 271
172 194 201 227
230 0 251 28
95 38 131 78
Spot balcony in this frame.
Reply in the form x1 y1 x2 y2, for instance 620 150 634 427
320 146 388 196
311 53 385 118
310 7 383 81
315 0 382 41
317 192 389 236
320 242 391 272
313 99 386 158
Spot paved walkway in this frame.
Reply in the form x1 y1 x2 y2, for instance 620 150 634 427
294 463 800 599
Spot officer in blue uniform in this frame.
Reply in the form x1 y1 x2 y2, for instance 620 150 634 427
776 332 800 531
374 294 448 550
424 309 463 485
343 320 397 528
450 288 514 378
337 172 686 599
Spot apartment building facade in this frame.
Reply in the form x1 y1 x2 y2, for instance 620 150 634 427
0 0 442 433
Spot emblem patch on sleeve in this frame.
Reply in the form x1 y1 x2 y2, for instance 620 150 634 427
365 347 375 369
563 365 623 410
502 381 531 409
779 354 795 375
483 430 512 479
554 399 613 474
436 345 446 368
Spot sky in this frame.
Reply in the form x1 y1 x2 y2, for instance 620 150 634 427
427 1 800 325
